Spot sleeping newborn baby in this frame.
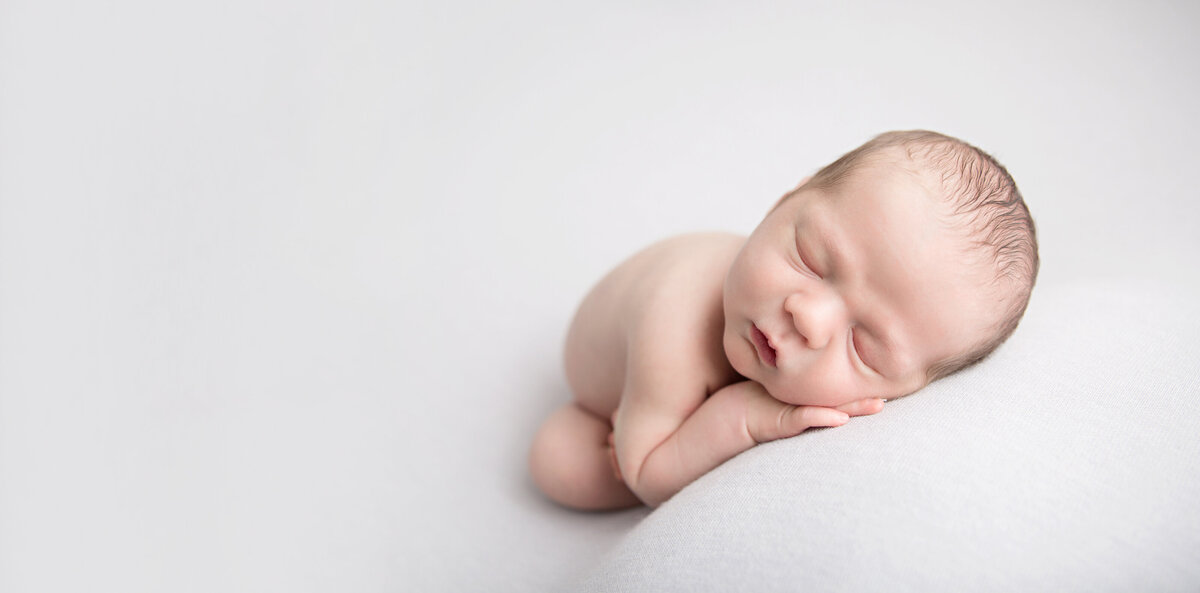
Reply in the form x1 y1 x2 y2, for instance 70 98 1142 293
530 130 1039 510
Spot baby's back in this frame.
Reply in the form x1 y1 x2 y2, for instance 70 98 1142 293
564 232 745 419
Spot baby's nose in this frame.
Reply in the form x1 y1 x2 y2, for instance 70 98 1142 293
784 288 847 350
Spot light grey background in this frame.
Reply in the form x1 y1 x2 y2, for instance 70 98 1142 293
1 1 1197 591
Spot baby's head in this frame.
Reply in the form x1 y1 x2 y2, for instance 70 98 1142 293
723 130 1038 407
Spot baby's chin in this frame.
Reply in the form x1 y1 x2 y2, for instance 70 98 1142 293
757 376 850 408
761 383 812 406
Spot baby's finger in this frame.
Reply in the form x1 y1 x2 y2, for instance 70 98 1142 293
835 398 885 417
780 405 850 434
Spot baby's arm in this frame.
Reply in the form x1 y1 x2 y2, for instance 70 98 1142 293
615 379 883 507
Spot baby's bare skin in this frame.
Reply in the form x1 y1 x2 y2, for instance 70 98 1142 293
564 232 742 426
561 232 875 508
531 156 1000 510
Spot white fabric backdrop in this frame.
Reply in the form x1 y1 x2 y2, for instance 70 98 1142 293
1 1 1198 591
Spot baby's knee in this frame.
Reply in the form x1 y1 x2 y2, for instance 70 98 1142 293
529 405 634 510
529 411 568 493
530 407 595 489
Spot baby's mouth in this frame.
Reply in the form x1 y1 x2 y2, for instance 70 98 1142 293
750 324 777 367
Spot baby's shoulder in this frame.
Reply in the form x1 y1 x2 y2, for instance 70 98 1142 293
574 231 745 342
616 233 743 392
632 231 745 278
621 232 744 308
622 232 742 339
640 231 745 261
565 233 744 407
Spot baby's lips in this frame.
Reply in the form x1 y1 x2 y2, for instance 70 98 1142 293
750 323 778 367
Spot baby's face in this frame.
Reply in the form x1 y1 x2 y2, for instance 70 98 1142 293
723 162 997 408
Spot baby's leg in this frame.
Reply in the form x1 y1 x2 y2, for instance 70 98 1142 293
529 403 641 511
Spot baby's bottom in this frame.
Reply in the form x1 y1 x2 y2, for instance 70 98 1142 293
529 403 641 511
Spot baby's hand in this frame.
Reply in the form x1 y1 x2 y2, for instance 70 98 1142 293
741 381 884 443
605 381 885 506
832 398 887 418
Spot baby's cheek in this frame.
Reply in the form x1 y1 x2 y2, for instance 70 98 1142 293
722 328 753 378
728 253 776 295
741 262 785 294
